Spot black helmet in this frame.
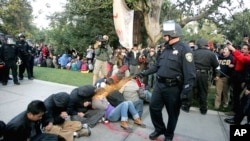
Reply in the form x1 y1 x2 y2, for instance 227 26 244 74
18 33 25 38
162 20 182 37
196 38 208 48
5 35 16 45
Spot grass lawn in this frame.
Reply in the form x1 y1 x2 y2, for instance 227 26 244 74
33 66 230 112
33 66 93 87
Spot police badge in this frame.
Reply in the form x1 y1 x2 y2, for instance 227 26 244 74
185 53 193 62
173 50 178 55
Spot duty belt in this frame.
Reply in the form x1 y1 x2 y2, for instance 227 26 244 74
156 76 178 87
196 69 208 73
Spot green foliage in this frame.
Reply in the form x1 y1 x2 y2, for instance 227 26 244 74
42 6 119 55
182 20 224 43
0 0 34 37
221 9 250 46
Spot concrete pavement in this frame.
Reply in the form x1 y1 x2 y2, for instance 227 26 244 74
0 78 242 141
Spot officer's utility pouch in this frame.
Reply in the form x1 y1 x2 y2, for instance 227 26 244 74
157 76 178 87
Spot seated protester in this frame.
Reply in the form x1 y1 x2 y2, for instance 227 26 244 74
42 92 91 141
80 59 89 73
119 79 144 118
0 121 5 141
92 81 146 133
95 77 107 88
67 85 105 128
111 65 119 76
76 56 83 71
105 77 126 107
71 59 78 71
58 53 69 69
118 65 129 77
94 72 124 88
5 100 59 141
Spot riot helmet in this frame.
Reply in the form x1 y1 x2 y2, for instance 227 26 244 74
162 20 182 38
5 35 16 45
18 33 26 39
196 38 208 48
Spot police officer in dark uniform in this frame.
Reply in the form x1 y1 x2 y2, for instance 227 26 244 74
137 20 196 141
16 33 33 80
0 35 20 85
26 39 36 78
193 38 219 114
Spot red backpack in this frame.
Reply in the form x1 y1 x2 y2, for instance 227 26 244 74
81 63 88 71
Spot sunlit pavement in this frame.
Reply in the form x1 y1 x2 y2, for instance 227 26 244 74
1 78 244 141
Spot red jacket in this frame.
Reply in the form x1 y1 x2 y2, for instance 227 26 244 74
232 50 250 71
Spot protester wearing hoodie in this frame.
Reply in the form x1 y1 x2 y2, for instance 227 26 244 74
42 92 91 141
67 85 105 128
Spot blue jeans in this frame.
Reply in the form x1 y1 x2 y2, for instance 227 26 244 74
133 100 144 118
108 101 139 121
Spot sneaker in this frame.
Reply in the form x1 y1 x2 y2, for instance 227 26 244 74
76 128 91 137
120 121 133 133
134 118 146 128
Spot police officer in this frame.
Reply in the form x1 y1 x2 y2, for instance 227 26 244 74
16 33 33 80
193 38 219 114
0 35 20 85
26 39 36 78
137 20 196 141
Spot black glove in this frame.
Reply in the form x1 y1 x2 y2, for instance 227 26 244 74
134 72 145 79
180 94 190 113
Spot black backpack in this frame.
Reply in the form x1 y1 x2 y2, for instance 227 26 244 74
107 90 125 107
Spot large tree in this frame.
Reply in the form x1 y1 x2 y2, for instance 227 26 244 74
65 0 245 46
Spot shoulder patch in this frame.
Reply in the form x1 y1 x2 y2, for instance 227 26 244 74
185 52 193 62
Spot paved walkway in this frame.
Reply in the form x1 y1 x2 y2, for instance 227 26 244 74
0 78 242 141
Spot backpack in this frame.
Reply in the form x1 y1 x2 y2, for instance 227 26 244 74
107 90 125 107
71 63 78 71
81 63 88 71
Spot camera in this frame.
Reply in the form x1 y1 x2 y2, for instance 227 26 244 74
95 35 107 48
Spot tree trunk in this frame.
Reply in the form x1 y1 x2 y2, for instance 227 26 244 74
142 0 163 47
133 11 143 45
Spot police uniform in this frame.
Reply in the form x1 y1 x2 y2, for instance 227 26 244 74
140 20 196 141
16 33 32 80
0 36 20 85
193 38 219 114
